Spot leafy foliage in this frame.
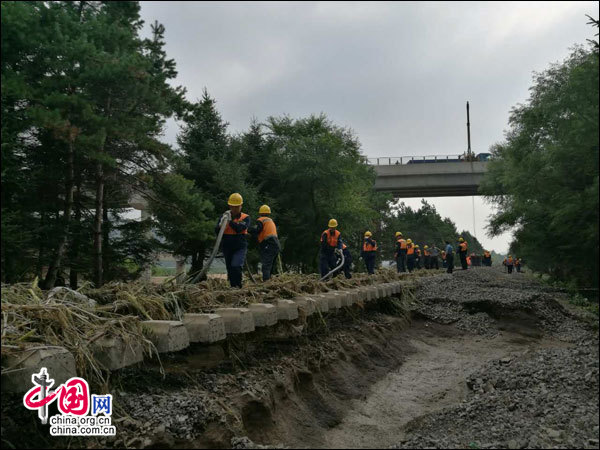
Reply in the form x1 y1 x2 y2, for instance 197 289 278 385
1 1 185 286
481 24 599 288
379 200 486 261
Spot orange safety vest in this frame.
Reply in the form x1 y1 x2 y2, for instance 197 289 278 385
416 249 421 257
459 242 468 252
507 257 513 265
407 244 414 255
342 242 347 250
322 229 340 248
256 216 277 243
515 258 521 265
363 239 377 252
397 238 407 250
224 213 249 235
424 249 431 256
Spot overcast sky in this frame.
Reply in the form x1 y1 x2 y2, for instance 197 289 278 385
139 1 597 253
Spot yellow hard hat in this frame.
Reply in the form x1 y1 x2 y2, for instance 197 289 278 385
406 239 412 244
459 237 464 242
328 219 338 228
228 193 243 206
424 245 429 249
259 204 271 214
415 244 420 248
364 231 372 237
395 231 402 237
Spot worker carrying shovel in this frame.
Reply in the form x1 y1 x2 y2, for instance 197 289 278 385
320 219 343 278
216 193 250 288
249 204 280 281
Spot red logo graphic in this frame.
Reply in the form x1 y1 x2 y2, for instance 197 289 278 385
23 369 90 423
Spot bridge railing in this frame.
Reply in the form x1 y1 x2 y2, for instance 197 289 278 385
365 154 465 165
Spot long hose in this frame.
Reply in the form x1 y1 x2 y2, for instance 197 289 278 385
320 250 345 282
187 212 229 284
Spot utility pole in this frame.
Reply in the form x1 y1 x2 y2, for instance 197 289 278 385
466 101 472 159
467 101 476 237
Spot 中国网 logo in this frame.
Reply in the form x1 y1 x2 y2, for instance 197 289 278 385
23 367 116 436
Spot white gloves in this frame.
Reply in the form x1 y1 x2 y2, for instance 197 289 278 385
219 210 231 227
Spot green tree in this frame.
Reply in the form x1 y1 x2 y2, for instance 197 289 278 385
175 89 260 276
76 2 186 286
1 1 186 287
481 21 599 288
258 114 384 272
381 200 460 261
148 173 213 267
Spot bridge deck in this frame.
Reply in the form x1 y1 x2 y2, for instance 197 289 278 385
373 161 488 198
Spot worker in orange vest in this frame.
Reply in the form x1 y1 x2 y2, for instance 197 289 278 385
320 219 342 277
395 232 407 273
406 239 416 272
415 245 422 269
483 250 492 266
423 245 431 269
361 231 377 275
250 205 280 281
515 257 522 273
458 237 468 270
503 255 514 274
217 193 250 288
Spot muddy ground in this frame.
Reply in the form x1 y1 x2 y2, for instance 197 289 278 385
1 267 597 449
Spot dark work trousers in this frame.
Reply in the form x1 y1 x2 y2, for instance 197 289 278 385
260 237 280 281
320 249 338 278
397 251 407 273
223 245 247 288
516 265 521 273
446 253 454 273
342 248 352 279
430 256 439 270
407 254 415 272
416 257 421 269
459 252 468 270
442 258 447 268
508 265 514 274
364 252 376 275
424 255 431 269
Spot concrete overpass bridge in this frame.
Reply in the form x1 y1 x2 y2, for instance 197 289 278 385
368 154 490 198
128 154 491 210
